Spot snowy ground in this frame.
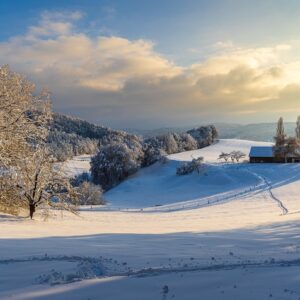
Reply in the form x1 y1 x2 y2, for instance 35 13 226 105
59 154 91 178
2 139 300 299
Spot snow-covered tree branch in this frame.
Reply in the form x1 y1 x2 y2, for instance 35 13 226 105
0 65 79 218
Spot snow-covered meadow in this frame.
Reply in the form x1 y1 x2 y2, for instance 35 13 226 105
2 139 300 299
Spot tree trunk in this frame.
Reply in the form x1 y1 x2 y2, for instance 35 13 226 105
29 203 35 219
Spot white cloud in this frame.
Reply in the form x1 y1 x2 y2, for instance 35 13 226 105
1 12 300 127
214 40 234 49
27 11 84 38
0 12 181 92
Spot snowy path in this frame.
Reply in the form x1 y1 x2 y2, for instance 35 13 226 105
3 254 300 284
109 163 288 214
246 168 289 215
264 176 288 215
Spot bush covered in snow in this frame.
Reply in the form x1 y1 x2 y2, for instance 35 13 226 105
187 125 218 148
76 181 105 205
142 132 199 166
176 157 204 175
144 132 198 155
142 144 167 167
91 143 144 190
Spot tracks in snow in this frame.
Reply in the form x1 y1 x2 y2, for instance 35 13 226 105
3 255 300 282
133 165 288 214
246 168 288 215
107 163 289 215
128 257 300 278
264 176 288 215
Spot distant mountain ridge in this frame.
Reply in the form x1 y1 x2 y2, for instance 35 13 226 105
217 122 297 142
128 122 298 142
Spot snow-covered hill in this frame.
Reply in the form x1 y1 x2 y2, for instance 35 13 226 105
105 139 276 210
3 139 300 300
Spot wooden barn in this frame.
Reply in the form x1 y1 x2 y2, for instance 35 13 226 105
249 146 274 163
249 146 300 163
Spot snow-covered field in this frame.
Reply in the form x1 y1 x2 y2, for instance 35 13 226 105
59 154 91 178
2 139 300 299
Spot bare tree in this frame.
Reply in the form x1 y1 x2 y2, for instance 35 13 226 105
296 116 300 140
218 152 230 162
234 151 246 162
228 151 246 163
284 137 300 158
274 117 286 147
229 151 236 163
15 147 79 219
0 65 78 218
0 65 51 169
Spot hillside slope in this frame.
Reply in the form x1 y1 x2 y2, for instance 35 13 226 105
105 139 276 209
2 139 300 299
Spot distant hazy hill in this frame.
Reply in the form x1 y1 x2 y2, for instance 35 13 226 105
128 122 298 142
217 123 296 142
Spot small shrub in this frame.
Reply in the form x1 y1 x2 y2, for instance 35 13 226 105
91 143 144 190
76 181 105 205
176 157 204 175
187 125 218 148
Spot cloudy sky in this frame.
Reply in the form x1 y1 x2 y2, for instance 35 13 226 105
1 0 300 129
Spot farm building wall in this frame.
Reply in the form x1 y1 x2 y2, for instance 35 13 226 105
249 157 275 163
249 156 300 163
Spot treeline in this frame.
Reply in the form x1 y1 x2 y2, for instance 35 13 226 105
48 130 98 161
49 113 218 164
48 113 143 161
91 125 218 190
49 113 218 190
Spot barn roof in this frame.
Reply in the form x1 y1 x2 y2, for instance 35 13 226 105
249 146 274 158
